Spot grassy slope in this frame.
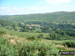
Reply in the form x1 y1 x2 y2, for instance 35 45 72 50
0 28 75 56
0 27 48 38
1 28 75 49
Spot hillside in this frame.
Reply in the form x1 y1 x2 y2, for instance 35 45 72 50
0 11 75 24
0 11 75 56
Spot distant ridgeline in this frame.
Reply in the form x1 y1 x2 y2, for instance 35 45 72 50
0 11 75 24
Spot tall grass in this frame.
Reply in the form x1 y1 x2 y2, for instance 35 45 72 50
0 35 59 56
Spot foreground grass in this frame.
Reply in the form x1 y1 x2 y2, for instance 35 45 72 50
0 28 75 56
0 35 59 56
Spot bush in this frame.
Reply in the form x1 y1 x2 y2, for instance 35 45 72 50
0 35 59 56
37 34 44 39
0 30 6 35
17 41 59 56
27 36 38 40
49 33 61 40
63 40 75 48
0 36 18 56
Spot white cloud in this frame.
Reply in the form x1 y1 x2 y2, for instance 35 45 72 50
0 7 47 15
45 0 71 4
0 5 75 15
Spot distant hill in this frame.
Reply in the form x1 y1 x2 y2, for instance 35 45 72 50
0 11 75 24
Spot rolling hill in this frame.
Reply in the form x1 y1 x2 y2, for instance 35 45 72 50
0 11 75 24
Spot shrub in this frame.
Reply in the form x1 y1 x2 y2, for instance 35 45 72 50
0 30 6 35
0 34 59 56
37 34 44 39
17 41 59 56
27 36 38 40
63 40 75 48
0 36 18 56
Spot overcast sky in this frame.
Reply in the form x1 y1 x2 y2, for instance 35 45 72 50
0 0 75 15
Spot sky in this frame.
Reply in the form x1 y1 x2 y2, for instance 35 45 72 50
0 0 75 15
